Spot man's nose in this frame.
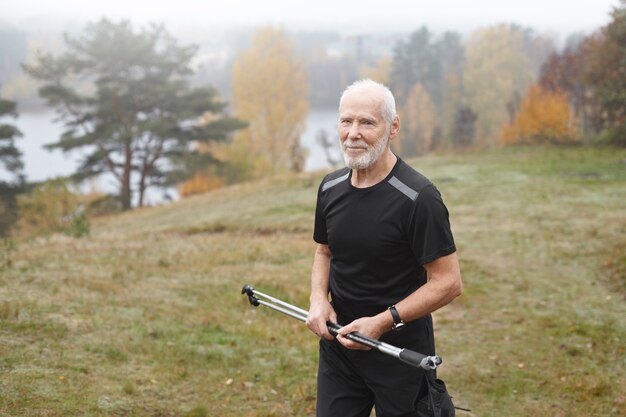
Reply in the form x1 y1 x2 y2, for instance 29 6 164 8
347 122 361 139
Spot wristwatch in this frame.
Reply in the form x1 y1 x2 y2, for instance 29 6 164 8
388 305 405 330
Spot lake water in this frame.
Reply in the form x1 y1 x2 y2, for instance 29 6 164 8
2 109 342 202
300 108 342 172
1 112 79 183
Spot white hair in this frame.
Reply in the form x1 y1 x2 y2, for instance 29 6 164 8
339 79 397 124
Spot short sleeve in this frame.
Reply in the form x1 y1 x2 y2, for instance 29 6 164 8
408 184 456 265
313 181 328 244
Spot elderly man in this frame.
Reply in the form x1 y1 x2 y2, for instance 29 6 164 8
306 79 462 417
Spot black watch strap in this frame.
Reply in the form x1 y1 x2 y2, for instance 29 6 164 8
388 305 405 330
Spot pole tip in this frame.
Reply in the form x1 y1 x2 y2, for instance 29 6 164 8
241 284 260 306
241 284 254 295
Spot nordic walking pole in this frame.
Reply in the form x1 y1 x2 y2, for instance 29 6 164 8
241 284 442 370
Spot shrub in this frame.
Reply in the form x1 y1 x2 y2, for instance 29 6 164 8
16 179 90 237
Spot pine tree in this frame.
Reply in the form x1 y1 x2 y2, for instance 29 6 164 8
0 95 23 235
24 19 245 209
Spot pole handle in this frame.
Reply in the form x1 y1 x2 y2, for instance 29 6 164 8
398 349 442 370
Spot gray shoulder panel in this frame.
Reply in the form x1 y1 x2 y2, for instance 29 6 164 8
388 176 419 201
322 172 350 191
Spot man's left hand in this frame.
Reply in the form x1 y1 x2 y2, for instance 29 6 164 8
335 314 391 350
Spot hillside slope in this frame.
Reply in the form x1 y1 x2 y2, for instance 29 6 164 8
1 146 625 417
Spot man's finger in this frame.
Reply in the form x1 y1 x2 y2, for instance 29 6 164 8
337 333 370 350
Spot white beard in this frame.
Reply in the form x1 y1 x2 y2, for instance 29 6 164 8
341 132 390 170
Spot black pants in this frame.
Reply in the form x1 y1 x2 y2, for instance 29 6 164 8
316 317 435 417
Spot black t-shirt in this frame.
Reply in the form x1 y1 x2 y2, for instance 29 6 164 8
313 157 456 323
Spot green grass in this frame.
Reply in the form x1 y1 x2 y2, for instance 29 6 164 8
1 145 625 416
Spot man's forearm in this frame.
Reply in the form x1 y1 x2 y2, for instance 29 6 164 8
394 252 462 325
307 244 336 339
310 244 331 302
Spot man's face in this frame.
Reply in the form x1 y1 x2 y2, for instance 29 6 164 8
338 88 393 170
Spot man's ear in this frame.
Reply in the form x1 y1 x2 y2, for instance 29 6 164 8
389 116 400 140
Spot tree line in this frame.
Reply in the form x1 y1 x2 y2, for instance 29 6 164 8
1 1 625 236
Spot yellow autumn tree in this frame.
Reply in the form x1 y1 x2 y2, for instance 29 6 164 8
229 27 309 178
463 24 534 146
500 84 580 145
395 83 437 157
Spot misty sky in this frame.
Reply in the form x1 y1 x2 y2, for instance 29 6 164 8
1 0 620 35
1 0 621 191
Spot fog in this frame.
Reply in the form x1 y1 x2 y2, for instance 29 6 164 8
1 0 618 35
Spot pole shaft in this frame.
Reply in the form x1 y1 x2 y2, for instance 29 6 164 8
243 285 440 370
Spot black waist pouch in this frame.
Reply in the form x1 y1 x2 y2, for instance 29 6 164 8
415 373 455 417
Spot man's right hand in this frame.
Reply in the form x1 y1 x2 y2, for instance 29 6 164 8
306 297 337 340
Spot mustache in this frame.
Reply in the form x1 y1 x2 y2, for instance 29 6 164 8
342 139 369 149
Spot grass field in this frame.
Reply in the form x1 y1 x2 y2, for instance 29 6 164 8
1 146 625 417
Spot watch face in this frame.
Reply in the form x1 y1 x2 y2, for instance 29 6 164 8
393 322 406 331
